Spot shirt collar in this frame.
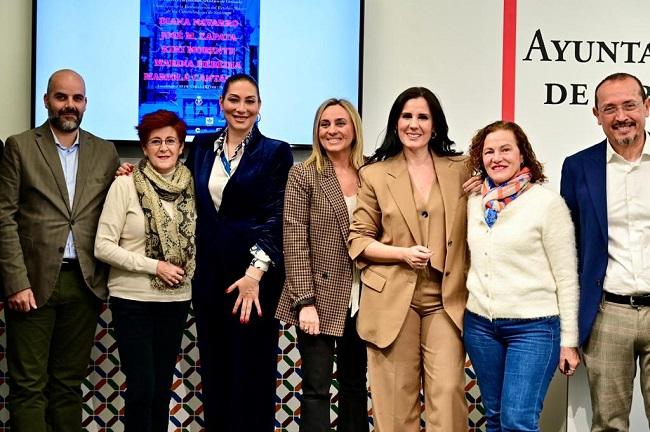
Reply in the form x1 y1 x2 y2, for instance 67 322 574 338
606 132 650 164
213 127 253 157
49 125 80 150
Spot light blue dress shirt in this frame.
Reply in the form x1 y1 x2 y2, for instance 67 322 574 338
52 128 79 259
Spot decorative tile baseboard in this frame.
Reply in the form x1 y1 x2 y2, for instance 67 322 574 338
0 303 486 431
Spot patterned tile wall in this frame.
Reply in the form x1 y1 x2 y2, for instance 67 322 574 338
0 303 486 431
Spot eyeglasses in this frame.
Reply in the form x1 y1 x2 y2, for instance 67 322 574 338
147 138 180 148
599 101 644 115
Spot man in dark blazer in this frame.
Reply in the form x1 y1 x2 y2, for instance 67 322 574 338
0 69 120 432
561 72 650 431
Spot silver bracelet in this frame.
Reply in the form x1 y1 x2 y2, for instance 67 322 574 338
244 271 261 282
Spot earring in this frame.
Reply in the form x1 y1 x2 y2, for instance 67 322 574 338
430 132 437 140
256 113 262 123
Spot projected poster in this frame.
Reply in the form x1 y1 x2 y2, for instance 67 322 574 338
139 0 260 134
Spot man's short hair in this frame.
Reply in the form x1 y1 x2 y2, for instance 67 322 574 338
594 72 647 108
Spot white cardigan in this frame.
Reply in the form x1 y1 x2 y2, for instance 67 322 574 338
466 184 579 347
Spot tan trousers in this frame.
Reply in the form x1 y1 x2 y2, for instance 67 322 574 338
367 280 467 432
583 300 650 432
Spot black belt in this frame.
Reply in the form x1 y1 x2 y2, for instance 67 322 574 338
604 291 650 307
60 259 80 272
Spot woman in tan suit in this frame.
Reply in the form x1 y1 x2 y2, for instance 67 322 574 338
276 99 368 432
348 87 470 432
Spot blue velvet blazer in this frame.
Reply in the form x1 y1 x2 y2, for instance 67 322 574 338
186 126 293 312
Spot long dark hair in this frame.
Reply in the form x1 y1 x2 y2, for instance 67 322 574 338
366 87 460 164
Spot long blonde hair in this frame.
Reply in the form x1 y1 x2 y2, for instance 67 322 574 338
304 98 364 173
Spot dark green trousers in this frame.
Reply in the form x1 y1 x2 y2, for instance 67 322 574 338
6 265 101 432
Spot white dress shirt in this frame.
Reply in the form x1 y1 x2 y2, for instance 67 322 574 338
604 138 650 295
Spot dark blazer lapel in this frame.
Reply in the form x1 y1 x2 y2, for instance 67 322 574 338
34 123 71 213
433 154 457 241
320 159 350 242
386 153 422 245
72 129 92 214
221 127 261 205
583 140 608 243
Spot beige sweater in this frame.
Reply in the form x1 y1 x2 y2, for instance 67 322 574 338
466 184 579 347
94 175 191 302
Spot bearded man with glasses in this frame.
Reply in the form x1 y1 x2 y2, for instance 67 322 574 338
561 72 650 431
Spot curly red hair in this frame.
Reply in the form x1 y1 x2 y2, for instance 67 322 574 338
466 121 546 183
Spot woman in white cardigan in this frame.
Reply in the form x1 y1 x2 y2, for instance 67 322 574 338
463 120 580 432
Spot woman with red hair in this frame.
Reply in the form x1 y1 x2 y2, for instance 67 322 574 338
95 109 195 431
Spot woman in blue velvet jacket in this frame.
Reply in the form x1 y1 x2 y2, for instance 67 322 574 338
185 73 293 431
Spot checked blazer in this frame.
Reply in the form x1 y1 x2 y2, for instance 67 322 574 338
276 159 356 337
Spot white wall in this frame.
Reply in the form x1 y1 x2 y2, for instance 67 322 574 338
0 0 32 141
361 0 502 155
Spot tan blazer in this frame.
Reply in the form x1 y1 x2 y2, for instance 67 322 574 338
348 152 470 348
0 122 120 305
276 160 355 337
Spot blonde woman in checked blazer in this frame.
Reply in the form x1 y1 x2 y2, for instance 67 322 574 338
276 99 368 432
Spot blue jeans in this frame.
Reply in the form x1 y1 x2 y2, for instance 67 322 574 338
463 311 560 432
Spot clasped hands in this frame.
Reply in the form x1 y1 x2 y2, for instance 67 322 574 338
402 245 431 270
